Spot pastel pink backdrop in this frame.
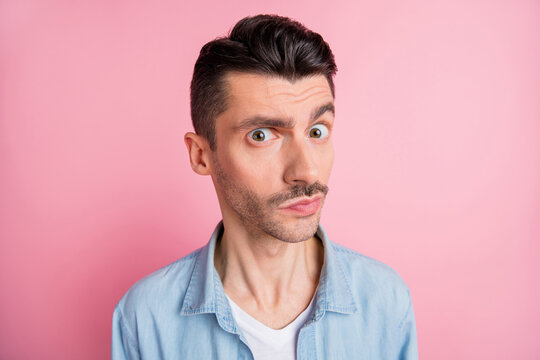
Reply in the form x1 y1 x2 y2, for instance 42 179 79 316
1 1 539 359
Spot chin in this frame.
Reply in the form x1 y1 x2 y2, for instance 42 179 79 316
263 213 321 244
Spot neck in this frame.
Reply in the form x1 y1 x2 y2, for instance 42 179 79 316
214 219 324 310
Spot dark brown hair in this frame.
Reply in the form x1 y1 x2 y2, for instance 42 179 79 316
190 14 337 150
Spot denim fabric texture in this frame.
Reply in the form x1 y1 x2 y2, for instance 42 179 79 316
112 222 418 359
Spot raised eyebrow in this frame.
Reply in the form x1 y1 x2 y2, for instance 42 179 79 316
234 102 335 131
310 102 335 124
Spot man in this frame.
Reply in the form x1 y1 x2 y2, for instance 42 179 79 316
112 14 418 359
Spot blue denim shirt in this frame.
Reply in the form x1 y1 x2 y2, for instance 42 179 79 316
112 222 418 359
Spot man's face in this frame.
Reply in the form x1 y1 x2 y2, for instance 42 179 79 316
211 72 335 243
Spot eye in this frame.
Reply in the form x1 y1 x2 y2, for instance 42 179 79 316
308 124 329 139
247 128 276 143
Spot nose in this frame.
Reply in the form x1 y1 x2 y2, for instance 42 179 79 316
283 138 319 186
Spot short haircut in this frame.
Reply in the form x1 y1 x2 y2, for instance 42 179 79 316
190 14 337 150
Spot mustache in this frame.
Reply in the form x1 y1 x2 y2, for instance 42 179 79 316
268 181 329 206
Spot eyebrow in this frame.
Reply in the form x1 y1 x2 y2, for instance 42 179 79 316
233 102 335 131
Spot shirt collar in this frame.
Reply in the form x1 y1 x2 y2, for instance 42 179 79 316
179 221 358 331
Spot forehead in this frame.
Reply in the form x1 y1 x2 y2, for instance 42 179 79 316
222 72 334 120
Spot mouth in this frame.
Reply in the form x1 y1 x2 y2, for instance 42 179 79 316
278 194 323 216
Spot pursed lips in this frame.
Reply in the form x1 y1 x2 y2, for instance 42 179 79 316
278 194 323 209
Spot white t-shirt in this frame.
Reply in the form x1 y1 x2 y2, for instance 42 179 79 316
226 295 316 360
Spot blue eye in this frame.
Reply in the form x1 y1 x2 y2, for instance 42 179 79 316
248 128 275 142
309 124 329 139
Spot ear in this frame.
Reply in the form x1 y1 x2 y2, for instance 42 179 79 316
184 132 212 176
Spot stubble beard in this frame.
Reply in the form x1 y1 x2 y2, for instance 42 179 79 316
213 157 329 243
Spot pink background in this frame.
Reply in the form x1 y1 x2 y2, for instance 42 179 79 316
1 1 539 359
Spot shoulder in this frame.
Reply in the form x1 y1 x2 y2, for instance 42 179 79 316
331 241 412 318
115 247 202 317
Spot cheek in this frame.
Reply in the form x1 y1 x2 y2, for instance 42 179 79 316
318 143 335 181
328 145 335 168
221 147 282 189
